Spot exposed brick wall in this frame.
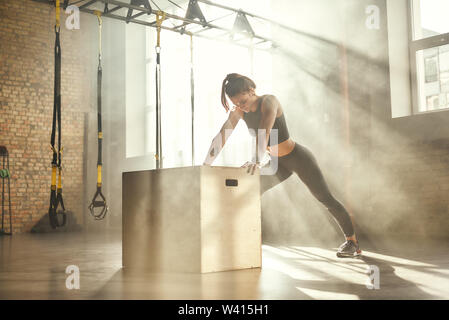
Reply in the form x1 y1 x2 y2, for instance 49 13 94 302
0 0 95 233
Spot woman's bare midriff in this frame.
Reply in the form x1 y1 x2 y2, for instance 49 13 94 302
267 138 295 158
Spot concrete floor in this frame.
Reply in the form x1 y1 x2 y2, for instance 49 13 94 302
0 231 448 300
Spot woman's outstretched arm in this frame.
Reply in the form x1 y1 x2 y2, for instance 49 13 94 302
203 108 243 165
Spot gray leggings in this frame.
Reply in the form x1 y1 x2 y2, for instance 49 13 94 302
260 142 355 237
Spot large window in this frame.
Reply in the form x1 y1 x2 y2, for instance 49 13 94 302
142 0 273 168
409 0 449 113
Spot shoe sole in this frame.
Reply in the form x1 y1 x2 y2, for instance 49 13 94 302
336 250 362 258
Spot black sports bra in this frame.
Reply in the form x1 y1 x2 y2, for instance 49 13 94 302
242 95 290 146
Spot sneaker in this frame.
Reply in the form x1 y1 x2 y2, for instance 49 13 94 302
336 240 362 258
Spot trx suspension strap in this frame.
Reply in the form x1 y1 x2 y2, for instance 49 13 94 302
88 11 108 220
0 146 12 236
48 0 67 229
190 35 195 166
155 11 166 169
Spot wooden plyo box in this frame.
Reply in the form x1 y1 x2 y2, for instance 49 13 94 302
122 166 261 273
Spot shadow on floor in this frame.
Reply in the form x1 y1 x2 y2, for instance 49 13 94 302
90 266 266 300
264 242 441 299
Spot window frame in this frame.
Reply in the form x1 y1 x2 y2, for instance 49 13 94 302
408 0 449 114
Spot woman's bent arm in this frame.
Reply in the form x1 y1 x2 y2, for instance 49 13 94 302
256 95 279 162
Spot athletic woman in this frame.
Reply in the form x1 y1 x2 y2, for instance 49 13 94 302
203 73 361 258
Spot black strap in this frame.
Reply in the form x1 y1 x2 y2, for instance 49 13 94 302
51 27 61 168
88 187 108 220
97 64 102 167
1 147 12 235
49 185 67 229
48 27 66 229
88 34 108 220
155 49 162 169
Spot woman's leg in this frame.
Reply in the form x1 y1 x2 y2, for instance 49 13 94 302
281 143 355 238
259 159 293 196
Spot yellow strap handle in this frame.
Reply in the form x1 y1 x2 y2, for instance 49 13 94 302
56 0 60 29
50 145 63 189
97 165 102 187
97 132 102 186
58 147 63 189
94 10 102 23
155 11 166 48
51 166 57 190
58 167 62 189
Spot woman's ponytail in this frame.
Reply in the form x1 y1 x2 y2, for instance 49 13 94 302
221 74 232 112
